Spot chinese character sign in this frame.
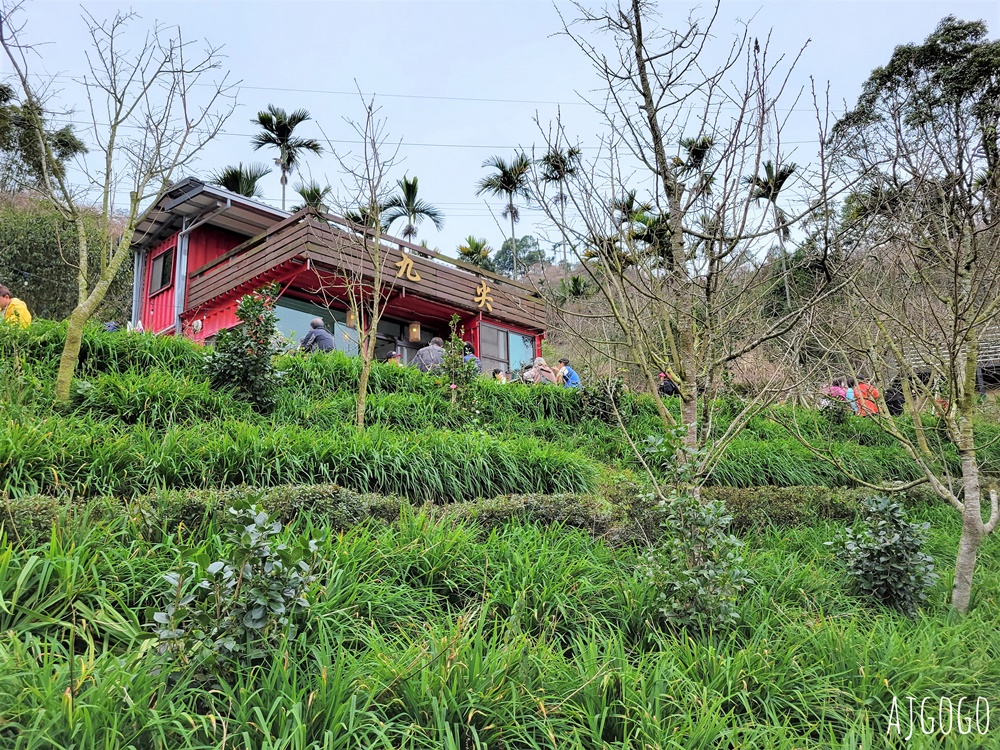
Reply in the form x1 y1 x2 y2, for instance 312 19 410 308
394 255 421 282
474 280 493 312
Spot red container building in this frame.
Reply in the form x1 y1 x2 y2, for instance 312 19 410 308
131 178 545 372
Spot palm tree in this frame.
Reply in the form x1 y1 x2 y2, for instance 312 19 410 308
476 153 532 276
207 163 272 198
744 160 797 309
539 145 581 204
457 236 496 272
292 180 333 212
345 202 389 233
251 105 323 210
382 176 444 241
555 274 593 304
540 145 582 263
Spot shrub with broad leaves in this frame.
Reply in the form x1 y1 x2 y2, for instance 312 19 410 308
830 495 937 615
204 283 282 412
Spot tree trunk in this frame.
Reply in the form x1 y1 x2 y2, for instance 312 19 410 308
355 327 372 430
54 307 89 404
509 209 518 278
952 452 985 613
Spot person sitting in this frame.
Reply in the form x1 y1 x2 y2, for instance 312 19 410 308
532 356 559 385
412 336 445 373
0 285 31 328
299 318 335 353
492 368 509 384
556 357 581 388
657 372 680 397
386 351 404 366
855 374 880 417
827 378 847 400
463 342 482 373
844 377 858 414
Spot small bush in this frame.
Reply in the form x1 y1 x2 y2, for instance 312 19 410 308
205 284 282 412
831 495 937 615
643 487 752 631
149 503 321 674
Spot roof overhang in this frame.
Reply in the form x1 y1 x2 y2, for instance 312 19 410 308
131 177 288 252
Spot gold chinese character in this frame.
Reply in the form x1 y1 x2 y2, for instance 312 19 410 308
394 255 421 282
474 280 493 312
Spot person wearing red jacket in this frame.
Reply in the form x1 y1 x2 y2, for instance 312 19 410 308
855 375 880 417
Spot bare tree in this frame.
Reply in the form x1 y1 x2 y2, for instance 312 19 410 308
0 1 234 403
313 96 402 430
801 16 1000 613
535 0 846 489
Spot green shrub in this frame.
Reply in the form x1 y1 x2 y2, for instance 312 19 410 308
702 485 860 531
831 496 938 615
449 493 615 535
205 284 282 412
149 503 320 674
643 487 752 631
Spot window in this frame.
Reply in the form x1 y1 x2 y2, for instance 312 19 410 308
479 323 508 374
480 323 535 375
149 247 174 295
274 298 358 355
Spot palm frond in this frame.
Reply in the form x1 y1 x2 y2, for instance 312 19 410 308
208 162 272 198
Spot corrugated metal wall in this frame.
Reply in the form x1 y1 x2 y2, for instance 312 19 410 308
140 235 178 333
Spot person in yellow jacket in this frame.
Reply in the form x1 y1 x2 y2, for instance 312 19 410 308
0 285 32 328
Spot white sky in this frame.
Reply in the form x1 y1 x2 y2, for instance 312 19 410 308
7 0 1000 257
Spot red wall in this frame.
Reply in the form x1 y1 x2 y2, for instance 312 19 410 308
187 226 246 279
140 234 178 334
183 300 239 343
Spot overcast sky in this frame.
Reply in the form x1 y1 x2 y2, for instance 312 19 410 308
7 0 1000 257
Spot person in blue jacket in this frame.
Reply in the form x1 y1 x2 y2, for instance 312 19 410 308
556 358 581 388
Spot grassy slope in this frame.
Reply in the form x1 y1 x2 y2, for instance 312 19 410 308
1 322 998 748
0 504 996 749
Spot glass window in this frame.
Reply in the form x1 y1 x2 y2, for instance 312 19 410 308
480 323 534 376
274 298 335 343
509 334 535 373
149 247 174 294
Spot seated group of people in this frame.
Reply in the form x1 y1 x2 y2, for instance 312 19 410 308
825 375 901 416
299 319 581 389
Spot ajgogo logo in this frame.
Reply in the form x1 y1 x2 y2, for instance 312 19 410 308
886 696 991 740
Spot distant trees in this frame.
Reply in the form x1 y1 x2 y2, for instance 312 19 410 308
208 163 272 198
494 235 546 278
0 82 87 193
251 105 322 210
382 175 444 242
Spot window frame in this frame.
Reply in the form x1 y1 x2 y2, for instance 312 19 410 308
148 246 175 297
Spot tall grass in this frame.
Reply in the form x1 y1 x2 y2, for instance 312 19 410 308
0 503 995 749
0 417 598 501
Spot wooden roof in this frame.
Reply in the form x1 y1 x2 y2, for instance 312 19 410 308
186 209 545 332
